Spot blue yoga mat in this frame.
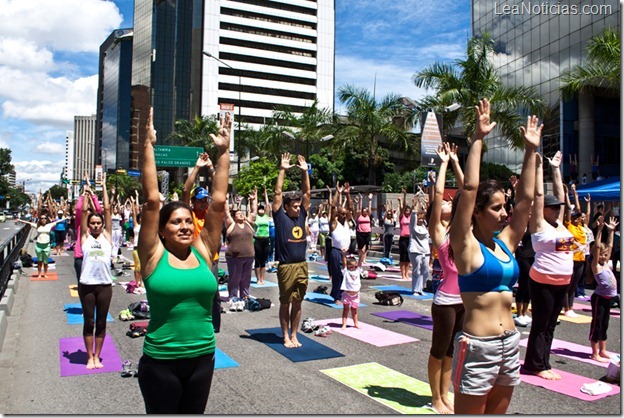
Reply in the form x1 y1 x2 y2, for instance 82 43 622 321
304 292 367 309
64 303 114 325
309 275 331 282
245 327 344 362
215 348 239 369
371 285 430 300
251 278 278 288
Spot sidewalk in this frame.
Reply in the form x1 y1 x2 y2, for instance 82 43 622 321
0 236 620 414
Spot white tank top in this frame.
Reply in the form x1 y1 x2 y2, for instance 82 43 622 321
331 220 351 250
80 234 114 285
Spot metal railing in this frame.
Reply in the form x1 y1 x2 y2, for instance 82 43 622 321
0 224 31 299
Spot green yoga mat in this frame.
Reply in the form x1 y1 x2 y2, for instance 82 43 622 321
320 362 439 414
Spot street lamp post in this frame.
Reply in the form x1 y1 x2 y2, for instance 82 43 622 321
202 51 242 174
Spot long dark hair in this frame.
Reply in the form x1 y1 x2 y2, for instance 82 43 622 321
159 201 193 231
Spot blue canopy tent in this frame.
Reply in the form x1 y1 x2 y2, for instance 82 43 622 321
574 176 620 202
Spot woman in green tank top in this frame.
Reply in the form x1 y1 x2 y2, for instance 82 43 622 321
254 191 271 284
136 108 231 414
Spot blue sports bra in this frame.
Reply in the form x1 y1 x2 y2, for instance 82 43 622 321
458 238 519 293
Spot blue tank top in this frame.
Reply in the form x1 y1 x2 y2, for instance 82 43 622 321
458 238 519 293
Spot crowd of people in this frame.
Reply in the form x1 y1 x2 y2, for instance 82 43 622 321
18 101 620 414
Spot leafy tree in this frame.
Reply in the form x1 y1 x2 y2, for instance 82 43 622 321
168 115 219 155
105 173 142 200
232 159 282 197
335 85 414 185
479 162 518 187
47 185 68 201
413 33 544 149
560 27 620 98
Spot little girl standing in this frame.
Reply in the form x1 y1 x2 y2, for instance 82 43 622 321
589 216 619 362
340 248 362 329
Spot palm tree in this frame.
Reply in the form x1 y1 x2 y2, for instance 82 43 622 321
336 85 413 185
560 27 620 98
413 33 544 149
167 115 219 152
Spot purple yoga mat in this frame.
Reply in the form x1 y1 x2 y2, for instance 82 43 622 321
315 319 419 347
370 310 434 331
519 338 615 368
59 335 123 377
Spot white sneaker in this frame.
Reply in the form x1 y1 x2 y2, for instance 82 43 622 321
237 300 245 311
564 310 580 318
229 298 237 312
514 316 528 327
523 315 533 324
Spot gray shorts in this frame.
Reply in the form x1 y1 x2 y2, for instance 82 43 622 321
451 329 520 395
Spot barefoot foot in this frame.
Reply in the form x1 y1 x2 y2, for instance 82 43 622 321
283 338 296 348
432 399 453 414
290 336 302 348
591 355 610 363
86 358 95 370
94 359 104 369
599 351 612 360
533 370 561 380
354 323 361 329
341 324 347 329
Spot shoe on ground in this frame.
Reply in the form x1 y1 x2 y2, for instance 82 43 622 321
236 300 245 311
514 316 528 327
314 325 331 337
564 310 580 318
229 298 238 312
121 360 133 377
522 315 532 324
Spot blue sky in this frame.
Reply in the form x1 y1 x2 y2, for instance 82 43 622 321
0 0 470 194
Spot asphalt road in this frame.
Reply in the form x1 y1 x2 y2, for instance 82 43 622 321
0 226 620 414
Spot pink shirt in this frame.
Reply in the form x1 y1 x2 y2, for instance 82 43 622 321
357 215 371 233
435 239 460 296
399 214 411 237
74 195 102 258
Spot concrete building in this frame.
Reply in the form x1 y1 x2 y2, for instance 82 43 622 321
472 0 620 180
70 116 97 189
96 28 134 172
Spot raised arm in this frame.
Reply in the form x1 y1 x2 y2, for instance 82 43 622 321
449 98 497 272
101 172 111 237
16 219 37 228
500 114 540 251
247 188 257 224
530 153 545 234
199 113 232 259
429 143 451 248
138 107 165 277
180 153 213 205
298 155 311 211
80 190 94 242
273 153 292 213
448 142 464 189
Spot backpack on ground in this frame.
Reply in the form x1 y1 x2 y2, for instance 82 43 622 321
313 285 328 294
374 291 404 306
20 252 34 268
128 300 150 319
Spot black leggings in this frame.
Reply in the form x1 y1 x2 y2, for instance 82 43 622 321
430 303 465 359
565 261 585 309
78 284 113 337
138 352 215 414
254 237 270 268
383 233 393 258
515 256 534 304
589 293 612 342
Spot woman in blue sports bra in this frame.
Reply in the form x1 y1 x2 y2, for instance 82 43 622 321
449 99 541 414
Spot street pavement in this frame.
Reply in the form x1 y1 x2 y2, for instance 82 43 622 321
0 225 620 415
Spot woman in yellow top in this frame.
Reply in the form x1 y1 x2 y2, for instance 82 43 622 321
562 183 588 317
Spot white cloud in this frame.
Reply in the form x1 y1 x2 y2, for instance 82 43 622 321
14 159 65 194
35 142 65 154
0 0 123 53
0 38 55 71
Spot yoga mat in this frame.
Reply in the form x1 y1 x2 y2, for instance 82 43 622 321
309 274 331 282
371 310 434 331
63 303 114 325
519 362 620 401
574 302 620 317
315 319 419 347
30 271 58 281
374 273 406 281
59 335 123 377
371 285 419 299
215 348 239 369
558 313 593 324
69 285 79 298
320 362 438 414
519 338 614 368
250 279 278 288
245 327 344 362
413 292 434 301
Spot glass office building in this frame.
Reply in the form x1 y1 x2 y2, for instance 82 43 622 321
96 29 134 171
472 0 620 180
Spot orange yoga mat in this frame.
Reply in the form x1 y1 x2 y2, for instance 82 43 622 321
30 271 58 281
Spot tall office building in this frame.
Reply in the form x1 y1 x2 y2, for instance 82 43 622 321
96 28 134 171
201 0 335 129
71 116 97 185
472 1 620 179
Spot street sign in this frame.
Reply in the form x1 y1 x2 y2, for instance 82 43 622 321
307 163 312 176
127 170 141 177
154 146 204 167
0 196 4 199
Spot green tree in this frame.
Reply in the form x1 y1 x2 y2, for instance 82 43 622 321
413 33 544 149
336 85 414 185
560 27 620 99
105 173 142 200
233 159 282 197
46 185 68 201
168 115 219 154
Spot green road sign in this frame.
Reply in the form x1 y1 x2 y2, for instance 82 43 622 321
154 146 203 167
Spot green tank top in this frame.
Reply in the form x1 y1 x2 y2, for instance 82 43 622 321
143 247 217 359
254 214 270 238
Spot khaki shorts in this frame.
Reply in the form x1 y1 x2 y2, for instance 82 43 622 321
277 261 309 305
452 329 520 395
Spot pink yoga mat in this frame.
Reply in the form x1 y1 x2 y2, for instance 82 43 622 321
59 335 123 377
519 338 614 368
573 302 620 317
520 362 620 401
315 319 419 347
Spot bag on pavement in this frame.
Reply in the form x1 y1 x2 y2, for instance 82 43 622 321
374 290 403 306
